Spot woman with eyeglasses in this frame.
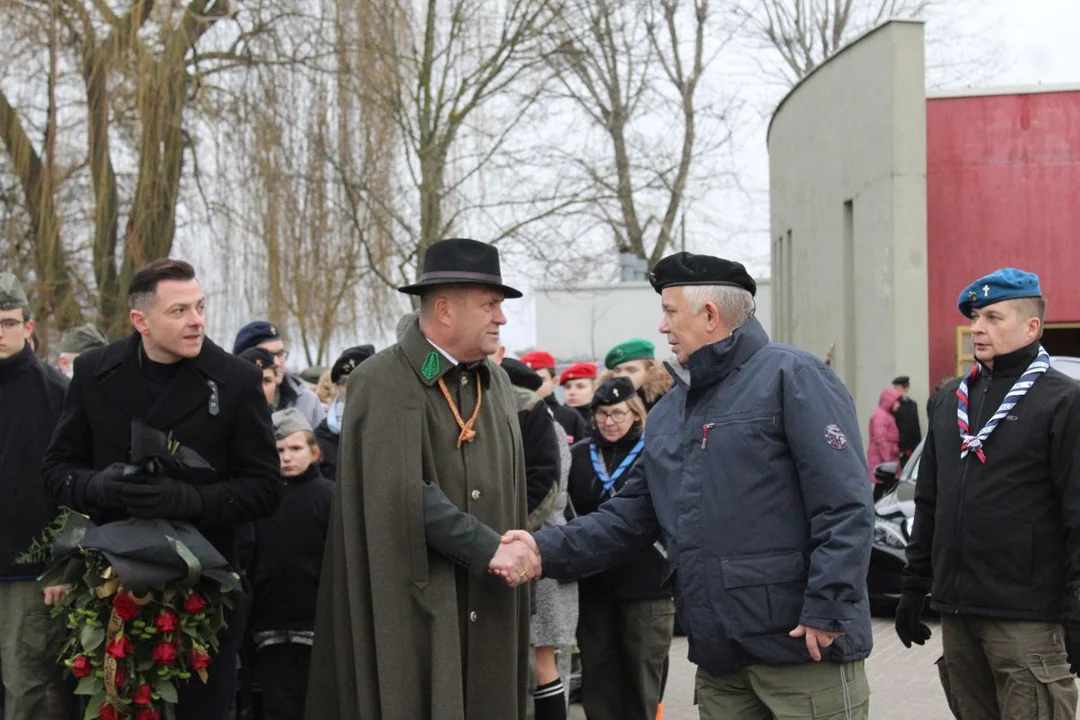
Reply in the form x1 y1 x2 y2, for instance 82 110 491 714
566 377 674 720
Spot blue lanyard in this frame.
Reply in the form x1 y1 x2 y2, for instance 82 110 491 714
590 437 645 498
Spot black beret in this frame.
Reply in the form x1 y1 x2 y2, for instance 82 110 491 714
649 252 756 296
892 376 910 387
233 320 281 355
501 357 543 393
331 344 375 384
591 377 637 409
238 347 277 371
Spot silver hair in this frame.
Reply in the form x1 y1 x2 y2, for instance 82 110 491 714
681 285 756 329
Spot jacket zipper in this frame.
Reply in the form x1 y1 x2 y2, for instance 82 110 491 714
953 374 990 611
701 422 717 450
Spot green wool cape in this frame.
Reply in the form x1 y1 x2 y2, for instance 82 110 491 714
305 317 530 719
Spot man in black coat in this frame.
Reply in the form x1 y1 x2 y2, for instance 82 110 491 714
314 344 374 482
0 273 73 720
891 375 922 468
42 259 282 720
897 268 1080 719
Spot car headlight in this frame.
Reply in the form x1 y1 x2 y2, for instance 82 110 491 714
873 518 907 550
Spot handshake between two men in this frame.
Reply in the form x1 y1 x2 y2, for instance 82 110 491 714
488 530 541 587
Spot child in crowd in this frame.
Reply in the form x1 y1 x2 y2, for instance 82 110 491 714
249 408 333 720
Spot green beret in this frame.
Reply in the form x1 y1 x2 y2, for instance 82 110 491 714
272 407 312 441
0 273 29 311
605 338 655 370
60 323 108 354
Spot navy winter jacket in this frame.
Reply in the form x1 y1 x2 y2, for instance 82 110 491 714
535 318 874 675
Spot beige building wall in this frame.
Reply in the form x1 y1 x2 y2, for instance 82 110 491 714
768 19 929 439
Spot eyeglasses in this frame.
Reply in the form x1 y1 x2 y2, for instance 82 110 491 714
0 319 24 333
271 349 289 360
595 410 630 424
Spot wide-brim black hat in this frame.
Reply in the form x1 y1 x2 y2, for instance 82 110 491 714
398 238 522 299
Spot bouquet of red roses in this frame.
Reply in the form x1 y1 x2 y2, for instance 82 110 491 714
32 511 240 720
23 424 241 719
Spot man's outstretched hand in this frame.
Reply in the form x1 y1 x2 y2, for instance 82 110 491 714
489 530 541 587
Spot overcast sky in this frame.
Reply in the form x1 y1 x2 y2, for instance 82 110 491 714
495 0 1080 354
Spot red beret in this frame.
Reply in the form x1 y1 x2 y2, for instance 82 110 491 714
520 351 556 371
560 362 597 385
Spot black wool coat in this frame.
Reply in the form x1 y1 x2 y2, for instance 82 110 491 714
42 333 282 567
0 345 68 577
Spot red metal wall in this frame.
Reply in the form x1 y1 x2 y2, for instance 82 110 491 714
926 90 1080 386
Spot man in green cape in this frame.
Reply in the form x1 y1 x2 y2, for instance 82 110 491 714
306 239 538 719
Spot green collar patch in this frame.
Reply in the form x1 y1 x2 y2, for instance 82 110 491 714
421 352 441 381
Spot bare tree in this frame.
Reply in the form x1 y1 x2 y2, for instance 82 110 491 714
329 0 597 308
544 0 731 270
734 0 998 87
0 0 308 339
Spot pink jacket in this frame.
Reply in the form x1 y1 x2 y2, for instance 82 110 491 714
867 387 903 480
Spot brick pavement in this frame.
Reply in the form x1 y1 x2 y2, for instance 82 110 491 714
570 618 960 720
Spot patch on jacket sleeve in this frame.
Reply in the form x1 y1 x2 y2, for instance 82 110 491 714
824 424 848 450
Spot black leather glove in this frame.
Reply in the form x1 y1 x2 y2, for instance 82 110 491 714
1065 622 1080 675
895 591 932 648
83 463 128 512
123 477 204 520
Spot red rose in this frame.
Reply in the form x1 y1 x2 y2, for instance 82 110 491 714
154 609 178 633
182 593 207 615
72 655 92 678
113 667 126 687
105 634 132 659
152 642 177 666
189 648 211 670
132 683 154 706
112 592 138 622
135 709 161 720
99 703 120 720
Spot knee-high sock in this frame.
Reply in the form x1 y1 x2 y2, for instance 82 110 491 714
533 678 566 720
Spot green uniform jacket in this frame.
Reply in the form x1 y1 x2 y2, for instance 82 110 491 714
306 316 530 719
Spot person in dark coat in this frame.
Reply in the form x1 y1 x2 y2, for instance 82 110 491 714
508 253 873 719
568 377 673 720
559 362 597 426
239 346 280 407
0 273 74 720
250 409 333 720
41 259 283 720
501 357 571 720
521 350 589 444
891 375 922 468
897 268 1080 718
313 344 374 482
233 321 326 428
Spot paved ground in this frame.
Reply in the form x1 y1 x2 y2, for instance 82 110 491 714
570 618 957 720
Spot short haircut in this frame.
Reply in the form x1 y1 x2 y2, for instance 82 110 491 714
682 285 756 329
22 308 31 322
1014 296 1047 323
128 259 196 310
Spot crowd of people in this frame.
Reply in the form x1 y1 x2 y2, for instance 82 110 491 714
1 241 1079 720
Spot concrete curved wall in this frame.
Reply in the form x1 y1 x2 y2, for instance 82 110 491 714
768 19 930 438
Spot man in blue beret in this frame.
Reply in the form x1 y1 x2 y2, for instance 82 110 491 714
234 320 325 428
897 267 1080 718
505 252 875 718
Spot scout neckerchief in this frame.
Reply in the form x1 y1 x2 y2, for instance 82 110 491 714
957 345 1049 463
591 435 645 497
437 366 483 448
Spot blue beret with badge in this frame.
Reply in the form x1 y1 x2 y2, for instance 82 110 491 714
957 268 1043 319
